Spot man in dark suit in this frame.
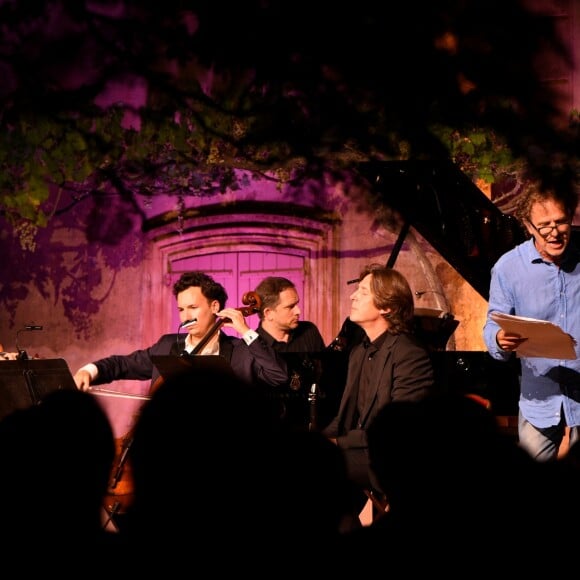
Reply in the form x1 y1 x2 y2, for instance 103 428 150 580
73 271 288 392
254 276 326 352
323 264 435 524
254 276 327 429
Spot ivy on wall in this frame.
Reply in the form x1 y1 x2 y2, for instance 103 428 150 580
1 1 578 245
1 1 579 334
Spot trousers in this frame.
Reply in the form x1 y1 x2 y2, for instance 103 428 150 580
518 410 579 461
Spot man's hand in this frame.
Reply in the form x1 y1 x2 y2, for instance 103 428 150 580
218 307 251 336
73 369 92 392
496 329 528 352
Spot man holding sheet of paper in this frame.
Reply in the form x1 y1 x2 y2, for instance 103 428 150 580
483 178 580 461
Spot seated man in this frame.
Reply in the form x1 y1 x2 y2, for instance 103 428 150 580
74 271 288 393
323 264 436 526
254 276 326 429
254 276 325 352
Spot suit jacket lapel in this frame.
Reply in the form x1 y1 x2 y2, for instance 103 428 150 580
219 333 234 362
358 333 397 425
339 345 365 429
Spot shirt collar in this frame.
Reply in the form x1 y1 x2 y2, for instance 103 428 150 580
185 332 220 356
525 236 580 268
257 323 292 346
363 329 389 351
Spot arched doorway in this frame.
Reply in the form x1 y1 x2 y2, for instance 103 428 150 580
145 203 340 344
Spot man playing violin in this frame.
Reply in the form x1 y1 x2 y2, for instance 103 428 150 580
253 276 327 429
73 271 288 392
254 276 326 352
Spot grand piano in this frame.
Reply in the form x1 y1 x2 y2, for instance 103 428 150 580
356 160 525 415
278 160 525 431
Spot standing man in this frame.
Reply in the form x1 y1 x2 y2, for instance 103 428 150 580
483 181 580 461
322 264 435 522
254 276 326 428
73 271 288 393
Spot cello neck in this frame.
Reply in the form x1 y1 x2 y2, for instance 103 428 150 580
190 318 224 355
188 292 261 356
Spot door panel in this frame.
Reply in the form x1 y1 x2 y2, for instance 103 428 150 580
170 251 305 335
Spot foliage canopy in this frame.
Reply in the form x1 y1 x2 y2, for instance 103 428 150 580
0 0 578 243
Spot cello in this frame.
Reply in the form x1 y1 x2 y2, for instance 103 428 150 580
102 291 263 525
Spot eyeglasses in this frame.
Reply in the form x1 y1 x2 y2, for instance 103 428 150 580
528 220 571 238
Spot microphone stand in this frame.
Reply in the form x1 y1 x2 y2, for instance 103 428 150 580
15 325 43 360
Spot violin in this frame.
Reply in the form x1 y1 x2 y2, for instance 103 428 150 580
102 291 262 526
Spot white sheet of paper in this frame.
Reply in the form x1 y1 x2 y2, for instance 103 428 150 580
491 312 577 360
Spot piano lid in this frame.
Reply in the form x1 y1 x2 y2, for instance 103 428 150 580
356 160 527 301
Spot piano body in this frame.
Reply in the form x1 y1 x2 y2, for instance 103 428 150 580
278 160 526 432
356 160 525 417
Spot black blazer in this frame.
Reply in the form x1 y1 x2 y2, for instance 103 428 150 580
323 331 435 450
92 331 288 390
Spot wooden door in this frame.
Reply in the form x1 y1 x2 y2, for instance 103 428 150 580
169 251 305 334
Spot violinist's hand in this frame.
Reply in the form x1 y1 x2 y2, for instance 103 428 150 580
217 307 252 336
74 369 92 392
496 329 528 352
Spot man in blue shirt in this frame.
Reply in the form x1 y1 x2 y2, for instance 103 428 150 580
483 180 580 461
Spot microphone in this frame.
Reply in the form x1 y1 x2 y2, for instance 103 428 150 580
179 319 197 329
15 324 44 359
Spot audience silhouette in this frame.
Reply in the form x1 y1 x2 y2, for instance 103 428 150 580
338 392 553 574
2 370 580 576
0 388 119 574
119 365 352 575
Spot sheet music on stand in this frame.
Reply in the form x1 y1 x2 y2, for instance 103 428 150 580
491 312 577 360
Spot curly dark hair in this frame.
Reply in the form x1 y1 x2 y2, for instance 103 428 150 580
514 178 578 226
172 272 228 309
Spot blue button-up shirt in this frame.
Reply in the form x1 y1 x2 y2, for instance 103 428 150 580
483 238 580 428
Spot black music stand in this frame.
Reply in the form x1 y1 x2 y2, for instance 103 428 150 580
276 350 351 432
151 354 236 382
0 358 77 421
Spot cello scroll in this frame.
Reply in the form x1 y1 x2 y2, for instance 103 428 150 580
238 291 262 317
190 291 262 354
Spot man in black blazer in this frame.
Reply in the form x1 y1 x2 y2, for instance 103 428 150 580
323 264 435 523
73 271 288 393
